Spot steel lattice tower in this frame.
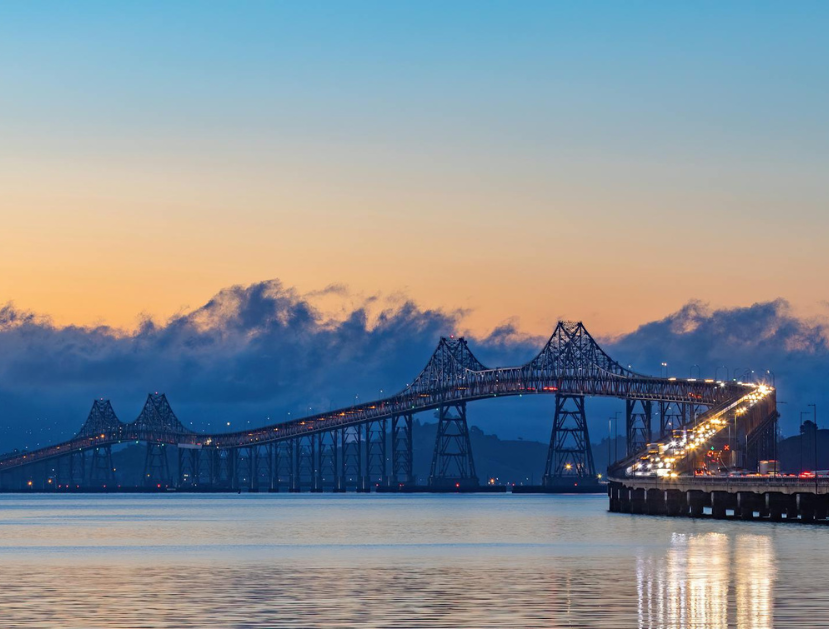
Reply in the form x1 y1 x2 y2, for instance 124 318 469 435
429 402 478 487
543 394 596 484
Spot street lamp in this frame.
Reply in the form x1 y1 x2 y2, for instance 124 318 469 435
801 411 811 474
690 364 701 379
715 365 729 381
809 403 818 478
661 362 668 378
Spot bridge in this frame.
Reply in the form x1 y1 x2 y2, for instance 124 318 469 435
0 321 778 494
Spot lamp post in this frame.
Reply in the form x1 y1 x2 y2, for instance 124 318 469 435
809 404 818 485
660 362 668 378
715 365 729 381
690 364 701 379
801 411 810 475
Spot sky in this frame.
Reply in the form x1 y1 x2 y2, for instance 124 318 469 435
1 2 827 337
0 3 827 448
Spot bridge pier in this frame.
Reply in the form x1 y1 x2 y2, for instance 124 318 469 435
177 447 200 488
292 435 315 492
816 496 829 520
626 399 652 457
646 488 666 515
665 489 687 516
339 425 365 492
542 394 596 487
628 487 646 514
608 482 622 512
315 431 338 492
711 491 736 519
686 490 707 517
797 493 816 522
391 414 414 486
765 492 790 521
429 402 478 488
273 440 293 492
365 419 388 489
736 491 763 519
90 445 114 488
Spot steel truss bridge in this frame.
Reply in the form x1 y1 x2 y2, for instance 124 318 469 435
0 322 778 491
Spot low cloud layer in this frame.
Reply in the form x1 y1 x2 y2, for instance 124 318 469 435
0 281 825 450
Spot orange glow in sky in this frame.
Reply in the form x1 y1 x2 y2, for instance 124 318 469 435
0 3 826 336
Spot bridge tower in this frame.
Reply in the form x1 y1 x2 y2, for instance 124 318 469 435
542 394 596 485
626 399 653 456
429 402 478 488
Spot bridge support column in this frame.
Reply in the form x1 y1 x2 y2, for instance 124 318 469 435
816 495 829 520
143 443 171 488
429 402 478 488
628 487 646 514
312 431 337 492
246 446 259 493
291 436 314 493
338 426 363 492
626 399 652 457
542 394 596 487
365 419 388 489
266 443 275 492
90 445 114 488
665 489 687 516
391 414 414 487
797 493 817 522
608 482 622 512
177 447 199 488
736 491 762 520
711 491 736 519
229 448 240 490
765 492 790 521
646 488 666 515
274 440 293 492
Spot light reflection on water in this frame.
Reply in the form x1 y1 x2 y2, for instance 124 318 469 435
0 494 825 628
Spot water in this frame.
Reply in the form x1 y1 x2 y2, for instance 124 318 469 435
0 493 826 628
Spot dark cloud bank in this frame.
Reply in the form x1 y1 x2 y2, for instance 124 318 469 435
1 281 826 450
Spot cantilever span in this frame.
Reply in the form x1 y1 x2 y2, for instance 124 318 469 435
0 321 778 492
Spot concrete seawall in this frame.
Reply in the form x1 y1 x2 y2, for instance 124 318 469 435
609 477 829 523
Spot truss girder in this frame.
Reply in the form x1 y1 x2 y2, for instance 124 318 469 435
0 321 769 473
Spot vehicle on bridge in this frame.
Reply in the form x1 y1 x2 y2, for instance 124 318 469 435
0 321 776 494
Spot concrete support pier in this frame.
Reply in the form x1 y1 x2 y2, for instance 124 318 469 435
609 477 829 524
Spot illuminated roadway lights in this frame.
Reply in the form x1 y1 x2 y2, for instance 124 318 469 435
626 384 773 477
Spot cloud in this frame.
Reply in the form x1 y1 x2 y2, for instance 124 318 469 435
606 299 829 433
0 280 467 447
0 284 826 450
